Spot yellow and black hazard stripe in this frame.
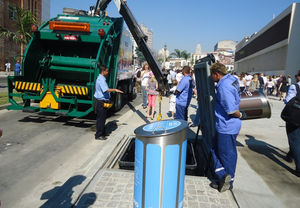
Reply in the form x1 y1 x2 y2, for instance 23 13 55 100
15 81 41 92
14 81 88 96
59 85 88 96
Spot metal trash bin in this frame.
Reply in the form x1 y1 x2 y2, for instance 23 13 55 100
134 120 188 208
240 91 271 120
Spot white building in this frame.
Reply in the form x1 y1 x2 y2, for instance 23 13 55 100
130 23 153 66
166 58 190 70
140 24 153 50
214 40 236 52
235 3 300 81
192 43 208 65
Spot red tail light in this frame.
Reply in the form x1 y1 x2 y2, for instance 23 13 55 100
98 29 105 36
31 24 38 32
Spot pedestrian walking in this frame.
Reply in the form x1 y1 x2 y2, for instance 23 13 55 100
140 63 151 109
169 80 177 119
266 77 275 95
94 66 123 140
275 75 283 96
209 63 242 192
249 74 260 92
287 75 292 91
135 67 142 93
5 61 11 72
245 73 252 91
176 69 184 83
238 73 246 92
167 69 172 89
258 73 265 94
146 73 158 120
175 66 194 121
278 76 288 101
15 60 21 76
283 70 300 177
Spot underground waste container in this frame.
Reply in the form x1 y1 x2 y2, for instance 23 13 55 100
133 119 188 208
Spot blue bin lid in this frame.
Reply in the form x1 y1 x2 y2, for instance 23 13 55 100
134 119 188 137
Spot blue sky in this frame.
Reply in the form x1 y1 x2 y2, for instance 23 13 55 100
50 0 298 53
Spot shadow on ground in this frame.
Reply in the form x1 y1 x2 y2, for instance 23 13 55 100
244 135 294 173
40 175 96 208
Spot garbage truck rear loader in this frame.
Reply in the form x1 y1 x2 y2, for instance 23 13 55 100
7 13 135 117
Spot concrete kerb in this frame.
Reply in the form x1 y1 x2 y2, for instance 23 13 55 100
65 103 143 207
0 103 11 111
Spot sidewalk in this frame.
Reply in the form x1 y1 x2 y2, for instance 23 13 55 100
73 96 238 208
0 71 14 77
39 95 293 208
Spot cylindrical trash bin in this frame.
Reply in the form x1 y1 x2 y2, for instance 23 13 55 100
240 91 271 120
134 120 188 208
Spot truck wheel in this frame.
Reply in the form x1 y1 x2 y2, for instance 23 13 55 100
128 81 137 100
112 91 122 111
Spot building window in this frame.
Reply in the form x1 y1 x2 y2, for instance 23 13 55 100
8 6 15 20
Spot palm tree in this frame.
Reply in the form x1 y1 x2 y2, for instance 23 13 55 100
0 6 37 56
171 49 182 58
181 50 191 61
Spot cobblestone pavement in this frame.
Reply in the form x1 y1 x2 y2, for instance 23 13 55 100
76 169 237 208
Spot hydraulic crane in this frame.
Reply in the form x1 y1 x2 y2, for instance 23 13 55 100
95 0 168 120
95 0 168 92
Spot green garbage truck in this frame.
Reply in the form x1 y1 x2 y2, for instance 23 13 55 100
7 12 136 117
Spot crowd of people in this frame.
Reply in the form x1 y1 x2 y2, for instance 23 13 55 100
133 62 300 192
235 72 292 101
135 64 196 121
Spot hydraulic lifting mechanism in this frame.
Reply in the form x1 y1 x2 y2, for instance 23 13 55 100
95 0 169 120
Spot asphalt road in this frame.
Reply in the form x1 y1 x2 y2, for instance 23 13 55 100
0 77 7 92
0 94 142 208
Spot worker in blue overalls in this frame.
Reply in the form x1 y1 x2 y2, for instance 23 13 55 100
209 63 242 192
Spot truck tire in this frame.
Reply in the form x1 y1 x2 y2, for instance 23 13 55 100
128 80 137 100
111 91 122 112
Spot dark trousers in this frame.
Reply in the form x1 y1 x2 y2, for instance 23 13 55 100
211 132 238 187
95 100 107 138
175 104 188 121
286 123 300 171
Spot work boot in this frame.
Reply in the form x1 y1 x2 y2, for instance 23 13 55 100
209 181 218 190
218 174 231 192
284 151 293 163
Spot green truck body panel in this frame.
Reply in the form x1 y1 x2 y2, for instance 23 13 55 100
7 14 135 117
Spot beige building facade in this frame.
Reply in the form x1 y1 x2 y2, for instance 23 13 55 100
235 3 300 81
0 0 42 71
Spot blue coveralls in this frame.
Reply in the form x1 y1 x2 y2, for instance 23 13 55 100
175 75 194 121
212 74 241 188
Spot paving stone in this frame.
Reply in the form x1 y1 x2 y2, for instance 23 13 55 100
78 169 237 208
199 202 211 208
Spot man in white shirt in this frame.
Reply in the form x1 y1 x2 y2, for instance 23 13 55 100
5 61 11 72
245 73 252 91
169 69 175 81
176 69 184 83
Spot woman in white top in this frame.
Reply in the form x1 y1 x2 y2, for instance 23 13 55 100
141 64 151 108
266 77 275 95
239 73 246 92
